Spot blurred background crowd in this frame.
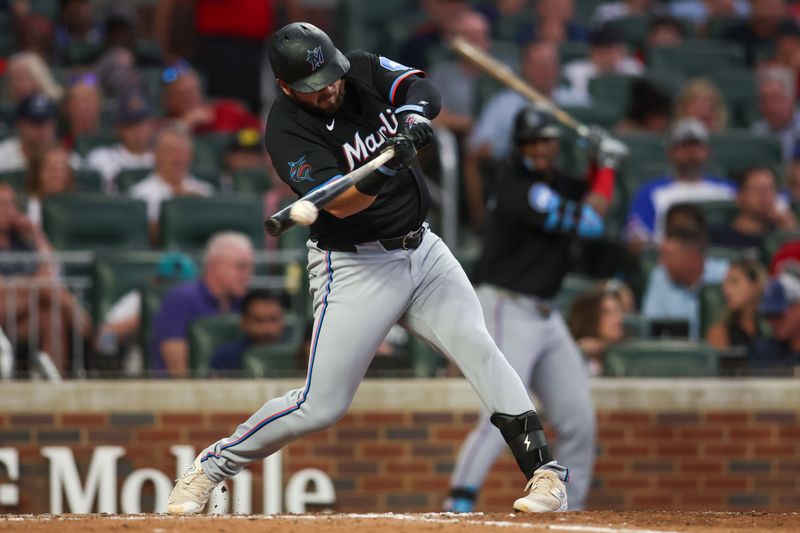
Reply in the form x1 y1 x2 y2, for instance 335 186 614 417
1 0 800 380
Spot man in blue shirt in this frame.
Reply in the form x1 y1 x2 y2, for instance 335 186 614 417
150 232 253 376
210 289 286 373
642 204 729 339
626 118 736 253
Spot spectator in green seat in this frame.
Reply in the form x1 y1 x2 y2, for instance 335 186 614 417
673 78 728 133
129 122 213 244
723 0 794 66
567 288 626 376
706 258 768 352
150 231 253 377
0 94 58 174
25 145 75 227
61 74 103 151
86 91 155 193
7 52 64 106
709 167 797 250
751 66 800 163
209 289 286 375
642 203 730 339
751 270 800 375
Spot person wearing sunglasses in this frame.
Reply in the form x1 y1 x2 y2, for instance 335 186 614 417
161 61 260 135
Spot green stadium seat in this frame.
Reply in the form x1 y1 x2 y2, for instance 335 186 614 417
622 314 650 338
561 104 620 130
242 342 303 378
699 283 725 339
761 231 800 265
189 313 242 376
589 74 640 116
116 168 152 192
73 168 103 192
0 170 27 192
705 16 739 39
159 195 264 250
407 334 446 378
604 339 719 377
74 133 117 157
59 41 103 66
93 251 165 321
648 41 746 76
232 167 272 194
705 68 758 128
42 193 149 250
709 131 782 176
608 16 651 48
554 274 598 315
559 41 589 64
695 200 739 228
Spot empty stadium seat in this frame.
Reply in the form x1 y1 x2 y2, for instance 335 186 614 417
709 131 782 176
159 195 264 250
604 340 719 377
699 283 725 339
589 74 639 116
74 168 103 192
706 68 758 128
242 342 303 378
622 314 650 338
649 41 746 76
608 16 650 48
695 200 739 228
232 167 272 194
116 168 152 192
558 41 589 64
42 193 149 250
93 251 165 321
189 313 242 376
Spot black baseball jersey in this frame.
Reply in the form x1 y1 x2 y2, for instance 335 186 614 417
474 159 588 300
265 51 431 247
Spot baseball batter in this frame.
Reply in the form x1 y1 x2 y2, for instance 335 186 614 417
446 107 626 512
167 22 569 515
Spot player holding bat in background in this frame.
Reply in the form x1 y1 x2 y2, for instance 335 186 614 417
446 106 627 512
167 22 571 515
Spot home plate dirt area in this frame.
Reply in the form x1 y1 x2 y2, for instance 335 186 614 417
2 511 800 533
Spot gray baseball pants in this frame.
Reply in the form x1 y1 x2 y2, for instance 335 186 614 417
448 284 596 509
200 229 568 485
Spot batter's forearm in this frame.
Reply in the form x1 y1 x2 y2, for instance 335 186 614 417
324 186 378 218
395 77 441 119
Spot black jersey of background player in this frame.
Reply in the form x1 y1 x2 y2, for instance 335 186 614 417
265 51 431 247
474 159 588 300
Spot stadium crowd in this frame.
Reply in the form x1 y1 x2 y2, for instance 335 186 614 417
1 0 800 379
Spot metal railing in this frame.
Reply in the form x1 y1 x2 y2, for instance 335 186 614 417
0 249 310 380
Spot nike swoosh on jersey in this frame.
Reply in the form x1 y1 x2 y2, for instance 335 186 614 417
326 119 335 131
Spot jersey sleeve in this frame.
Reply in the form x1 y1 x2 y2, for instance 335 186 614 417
266 129 344 197
347 51 425 107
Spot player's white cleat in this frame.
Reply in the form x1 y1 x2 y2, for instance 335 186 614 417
513 470 568 513
167 456 218 515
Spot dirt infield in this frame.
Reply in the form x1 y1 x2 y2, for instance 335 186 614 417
2 511 799 533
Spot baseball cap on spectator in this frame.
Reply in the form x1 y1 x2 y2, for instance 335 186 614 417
769 241 800 275
155 252 197 282
228 128 262 153
589 25 625 47
759 273 800 316
117 91 151 124
16 93 57 123
669 118 709 146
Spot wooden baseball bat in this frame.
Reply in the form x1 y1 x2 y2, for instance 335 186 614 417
264 148 396 236
449 36 591 138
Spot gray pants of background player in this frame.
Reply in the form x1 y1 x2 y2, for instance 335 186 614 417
449 284 596 509
200 229 568 484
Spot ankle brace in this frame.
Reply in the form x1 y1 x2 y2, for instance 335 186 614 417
491 411 553 480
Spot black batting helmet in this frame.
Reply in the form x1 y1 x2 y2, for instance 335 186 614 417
513 106 561 145
268 22 350 93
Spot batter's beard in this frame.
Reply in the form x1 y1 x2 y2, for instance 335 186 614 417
292 85 346 117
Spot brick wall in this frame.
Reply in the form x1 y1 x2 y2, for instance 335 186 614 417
2 397 799 513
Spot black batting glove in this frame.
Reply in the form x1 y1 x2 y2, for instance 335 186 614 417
384 135 417 171
397 112 433 149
